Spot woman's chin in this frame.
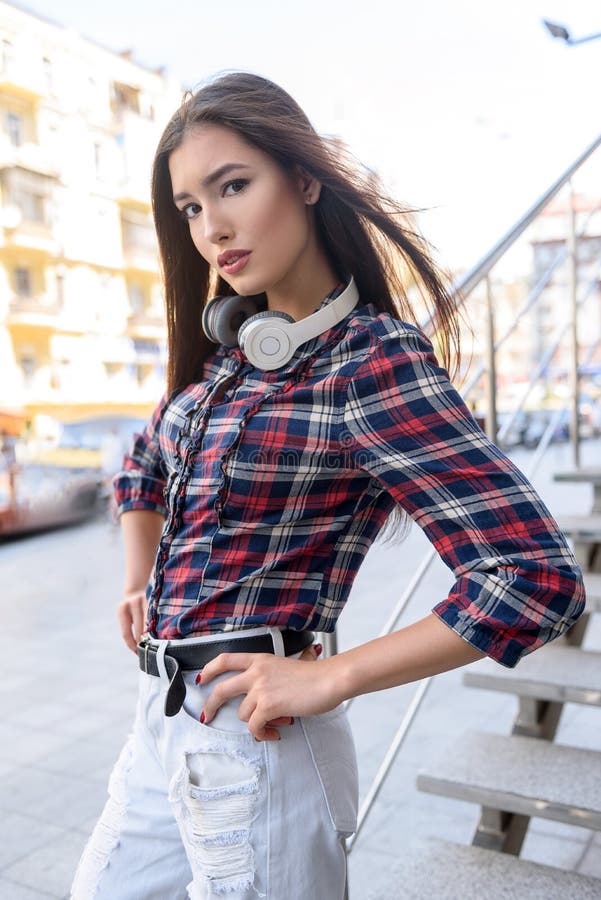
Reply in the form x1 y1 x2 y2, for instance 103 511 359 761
229 276 269 298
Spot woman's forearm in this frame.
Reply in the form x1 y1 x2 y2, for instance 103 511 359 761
120 509 165 594
332 613 486 701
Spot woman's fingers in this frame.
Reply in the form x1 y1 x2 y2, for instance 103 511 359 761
117 591 148 653
131 597 146 646
249 710 283 742
201 671 251 723
117 602 137 653
199 652 254 684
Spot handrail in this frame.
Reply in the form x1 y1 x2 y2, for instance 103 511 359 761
452 132 601 300
420 130 601 333
498 261 601 435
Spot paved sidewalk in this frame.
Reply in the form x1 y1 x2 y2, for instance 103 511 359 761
1 439 599 898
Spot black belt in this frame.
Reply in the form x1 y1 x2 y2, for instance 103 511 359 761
137 629 315 717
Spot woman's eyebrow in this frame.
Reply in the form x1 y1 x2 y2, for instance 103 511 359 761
173 163 252 202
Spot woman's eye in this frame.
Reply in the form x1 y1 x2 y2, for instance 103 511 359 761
223 178 249 196
178 203 201 221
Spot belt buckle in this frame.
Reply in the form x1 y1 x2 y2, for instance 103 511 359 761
138 633 151 674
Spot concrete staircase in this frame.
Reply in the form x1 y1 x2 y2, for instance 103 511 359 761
366 548 601 897
365 837 601 899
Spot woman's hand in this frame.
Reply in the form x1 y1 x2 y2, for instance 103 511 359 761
199 645 342 742
117 589 148 653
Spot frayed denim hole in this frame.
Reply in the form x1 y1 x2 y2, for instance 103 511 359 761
171 748 263 896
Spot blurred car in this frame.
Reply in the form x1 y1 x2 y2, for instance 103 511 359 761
32 415 147 473
496 410 530 450
0 461 101 537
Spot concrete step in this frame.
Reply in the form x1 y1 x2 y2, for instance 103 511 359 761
364 837 601 900
463 645 601 706
556 514 601 540
416 731 601 831
585 572 601 611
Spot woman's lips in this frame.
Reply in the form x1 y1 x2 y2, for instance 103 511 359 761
221 252 251 275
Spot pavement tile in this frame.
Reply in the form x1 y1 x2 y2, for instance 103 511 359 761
520 829 592 870
348 846 403 900
31 735 124 781
0 723 73 768
578 838 601 878
0 811 65 871
0 767 80 818
29 774 109 830
0 877 60 899
2 830 86 898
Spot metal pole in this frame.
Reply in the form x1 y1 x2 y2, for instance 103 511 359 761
485 275 498 441
322 628 349 898
567 180 580 468
346 678 433 851
322 629 338 658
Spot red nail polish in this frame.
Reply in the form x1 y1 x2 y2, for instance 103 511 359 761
314 644 323 656
200 711 205 723
195 672 202 685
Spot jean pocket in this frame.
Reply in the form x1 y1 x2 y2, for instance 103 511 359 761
177 670 257 742
300 704 358 837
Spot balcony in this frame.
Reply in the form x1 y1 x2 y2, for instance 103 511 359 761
1 219 59 256
6 293 61 329
0 61 43 101
117 177 152 208
126 310 165 340
122 242 159 274
0 137 61 178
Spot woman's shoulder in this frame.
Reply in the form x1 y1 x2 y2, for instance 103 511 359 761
344 302 433 361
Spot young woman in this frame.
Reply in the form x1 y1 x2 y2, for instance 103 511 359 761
71 72 585 900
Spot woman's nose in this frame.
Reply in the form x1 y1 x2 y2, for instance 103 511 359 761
202 205 232 244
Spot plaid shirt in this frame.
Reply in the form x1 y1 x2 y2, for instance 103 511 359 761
113 289 585 667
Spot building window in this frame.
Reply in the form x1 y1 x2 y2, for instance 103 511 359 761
20 353 36 387
42 56 53 91
128 283 146 315
56 271 65 305
93 141 101 178
5 111 22 147
136 363 149 386
111 82 140 114
14 267 32 298
122 218 156 252
1 39 13 73
19 191 45 224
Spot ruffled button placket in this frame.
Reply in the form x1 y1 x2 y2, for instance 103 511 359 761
146 359 247 632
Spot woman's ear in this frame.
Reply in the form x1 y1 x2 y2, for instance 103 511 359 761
294 166 322 205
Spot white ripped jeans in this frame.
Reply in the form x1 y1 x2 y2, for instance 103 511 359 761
70 625 359 899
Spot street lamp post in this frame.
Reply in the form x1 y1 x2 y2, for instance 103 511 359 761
543 19 601 46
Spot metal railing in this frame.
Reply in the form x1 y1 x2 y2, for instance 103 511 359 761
333 130 601 892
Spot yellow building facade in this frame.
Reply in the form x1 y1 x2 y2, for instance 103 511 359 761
0 1 182 432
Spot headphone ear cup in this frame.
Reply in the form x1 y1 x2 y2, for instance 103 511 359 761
237 309 295 353
201 295 224 343
202 295 266 348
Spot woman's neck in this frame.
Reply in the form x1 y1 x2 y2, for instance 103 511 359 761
265 244 340 322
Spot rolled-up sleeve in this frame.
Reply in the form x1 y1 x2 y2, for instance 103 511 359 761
112 388 171 519
342 324 586 668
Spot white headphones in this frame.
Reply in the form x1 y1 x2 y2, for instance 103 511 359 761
202 274 359 371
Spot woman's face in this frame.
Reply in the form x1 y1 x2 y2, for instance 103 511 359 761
168 123 319 298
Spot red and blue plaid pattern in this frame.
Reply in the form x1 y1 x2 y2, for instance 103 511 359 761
113 295 585 667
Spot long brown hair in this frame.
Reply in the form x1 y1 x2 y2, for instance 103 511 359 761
151 71 462 543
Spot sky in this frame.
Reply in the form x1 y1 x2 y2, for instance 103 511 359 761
15 0 601 272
